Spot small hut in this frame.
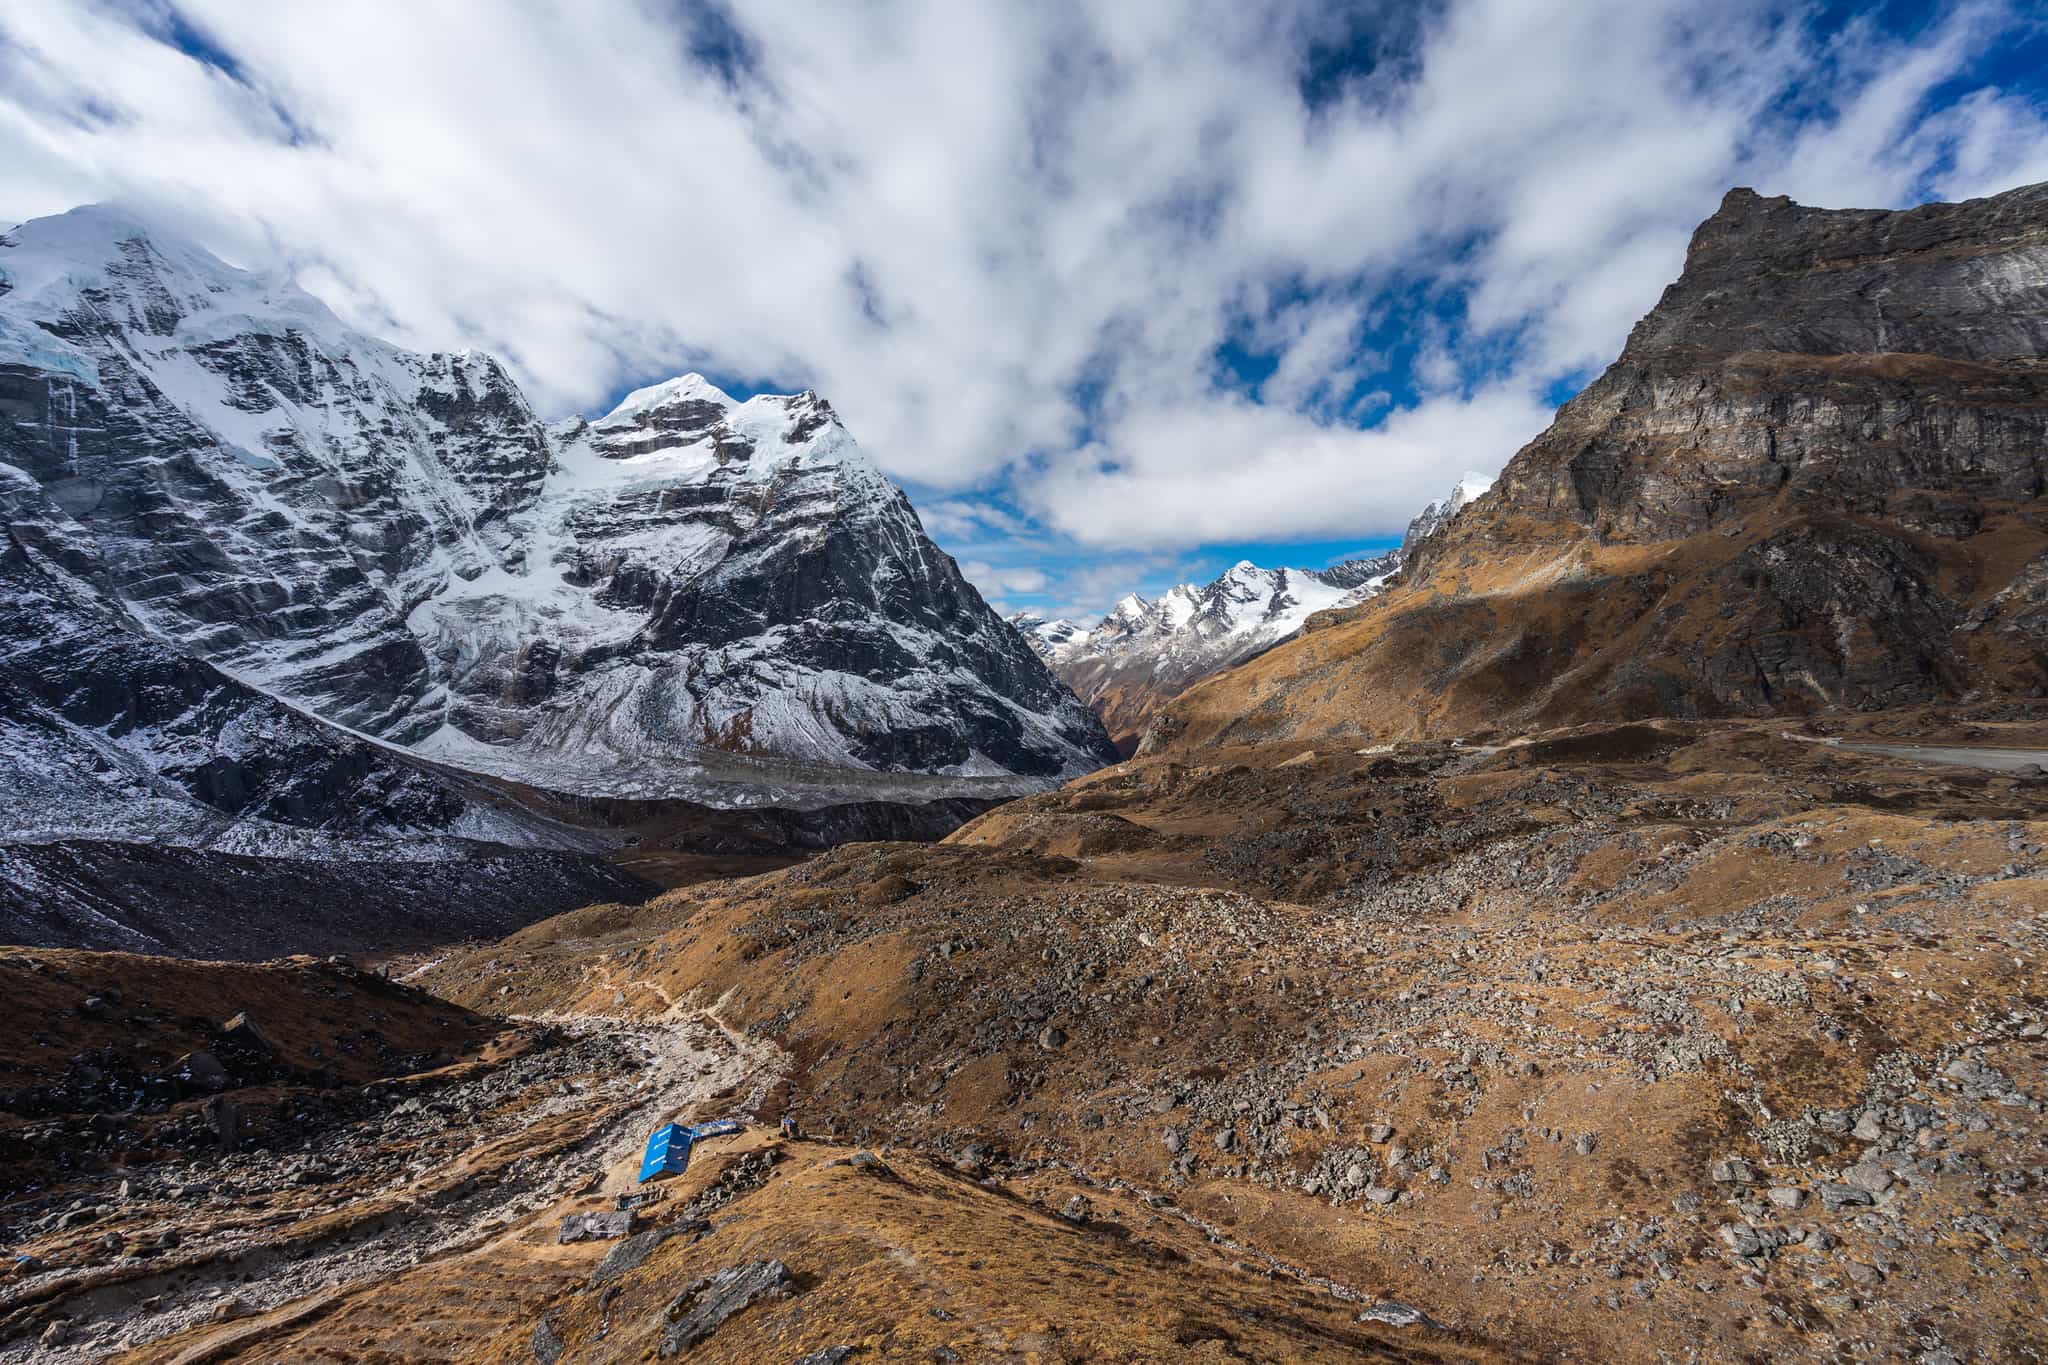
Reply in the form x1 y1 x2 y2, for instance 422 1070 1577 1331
637 1119 743 1182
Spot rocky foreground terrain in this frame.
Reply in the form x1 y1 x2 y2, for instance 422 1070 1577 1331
1 715 2041 1361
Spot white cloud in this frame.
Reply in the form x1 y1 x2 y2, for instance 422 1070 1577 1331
1 0 2043 556
958 560 1049 596
1035 382 1552 548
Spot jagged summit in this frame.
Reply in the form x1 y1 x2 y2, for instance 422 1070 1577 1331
0 204 1115 806
1400 471 1494 551
597 371 733 418
2 203 400 383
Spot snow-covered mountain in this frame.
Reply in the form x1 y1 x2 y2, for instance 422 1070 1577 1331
1005 611 1085 662
1022 474 1493 751
1398 472 1495 553
0 205 1114 813
0 458 651 955
1085 563 1352 664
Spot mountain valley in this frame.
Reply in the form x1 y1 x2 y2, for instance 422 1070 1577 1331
2 179 2046 1365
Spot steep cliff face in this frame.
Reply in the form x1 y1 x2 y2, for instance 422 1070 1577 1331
0 467 650 956
0 206 1114 804
408 374 1115 794
0 468 461 846
0 206 551 740
1147 182 2048 752
1449 185 2048 548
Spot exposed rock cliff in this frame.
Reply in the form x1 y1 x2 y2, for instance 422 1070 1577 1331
1146 182 2048 751
0 466 649 956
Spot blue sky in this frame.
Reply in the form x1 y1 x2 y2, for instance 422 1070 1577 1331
5 1 2047 622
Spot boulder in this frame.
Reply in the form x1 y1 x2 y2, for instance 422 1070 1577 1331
661 1260 794 1356
530 1315 567 1364
219 1012 278 1057
559 1210 638 1243
170 1051 231 1092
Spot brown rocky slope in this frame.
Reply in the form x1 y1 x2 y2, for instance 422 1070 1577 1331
1145 182 2048 754
399 718 2046 1362
4 735 2043 1360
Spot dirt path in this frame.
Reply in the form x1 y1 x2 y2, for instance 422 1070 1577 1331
7 1004 785 1363
1836 740 2048 772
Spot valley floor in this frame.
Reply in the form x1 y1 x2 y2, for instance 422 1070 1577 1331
2 713 2045 1361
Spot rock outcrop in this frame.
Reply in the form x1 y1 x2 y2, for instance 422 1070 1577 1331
1148 182 2048 750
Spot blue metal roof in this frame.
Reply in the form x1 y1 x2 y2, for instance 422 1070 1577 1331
637 1120 743 1182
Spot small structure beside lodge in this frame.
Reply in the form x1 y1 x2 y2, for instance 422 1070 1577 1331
638 1119 744 1182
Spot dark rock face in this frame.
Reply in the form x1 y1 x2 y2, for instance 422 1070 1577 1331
485 385 1113 782
0 212 551 741
0 471 464 837
0 448 648 958
659 1259 793 1356
1416 182 2048 719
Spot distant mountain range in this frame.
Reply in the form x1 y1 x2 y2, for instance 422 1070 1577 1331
1009 475 1491 751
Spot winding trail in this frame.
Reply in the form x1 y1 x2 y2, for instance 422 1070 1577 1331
7 1003 786 1364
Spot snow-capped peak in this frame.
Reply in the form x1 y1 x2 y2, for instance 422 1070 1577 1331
1450 470 1495 508
1036 471 1494 712
1401 470 1497 552
1061 562 1347 668
0 202 1117 803
551 376 879 505
1 203 394 386
1101 593 1152 632
1005 611 1085 663
594 371 736 424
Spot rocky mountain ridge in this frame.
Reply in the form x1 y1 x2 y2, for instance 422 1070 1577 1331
1146 181 2048 753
